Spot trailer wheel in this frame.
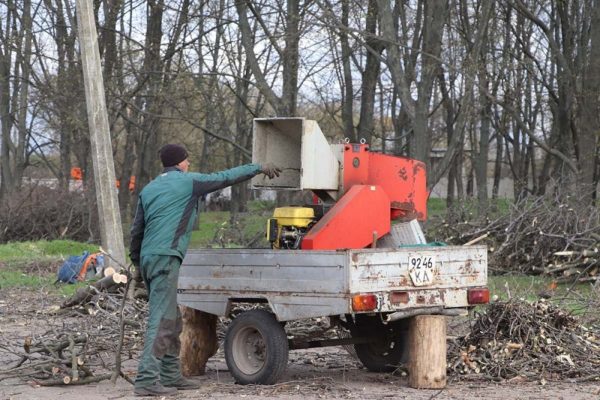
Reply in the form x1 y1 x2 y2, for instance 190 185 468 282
351 315 408 372
224 309 288 385
354 333 407 372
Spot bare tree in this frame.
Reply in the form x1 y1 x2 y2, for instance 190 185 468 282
236 0 305 116
0 0 36 198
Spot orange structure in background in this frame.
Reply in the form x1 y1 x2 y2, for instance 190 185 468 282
70 167 83 180
70 167 135 192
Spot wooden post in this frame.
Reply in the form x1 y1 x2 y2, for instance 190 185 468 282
408 315 447 389
74 0 126 269
179 306 218 376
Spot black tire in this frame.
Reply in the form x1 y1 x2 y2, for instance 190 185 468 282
224 309 289 385
354 334 407 372
351 316 408 372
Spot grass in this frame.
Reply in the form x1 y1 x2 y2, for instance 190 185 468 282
488 274 596 316
0 240 99 263
427 198 447 218
427 197 512 220
0 268 54 288
0 240 98 296
189 202 274 248
0 268 87 296
191 211 230 247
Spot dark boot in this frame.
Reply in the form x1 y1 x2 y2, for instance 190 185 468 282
134 383 177 397
163 377 201 390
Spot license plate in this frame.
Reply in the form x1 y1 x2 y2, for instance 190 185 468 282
408 254 435 286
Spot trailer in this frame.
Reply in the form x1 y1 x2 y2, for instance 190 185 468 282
179 245 487 384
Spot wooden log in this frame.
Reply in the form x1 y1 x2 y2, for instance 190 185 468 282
103 267 116 277
179 306 218 376
117 274 128 284
61 274 123 308
36 373 112 386
463 232 489 246
112 273 122 284
408 315 447 389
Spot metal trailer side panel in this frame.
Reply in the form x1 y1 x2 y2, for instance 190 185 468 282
349 245 487 311
178 249 350 321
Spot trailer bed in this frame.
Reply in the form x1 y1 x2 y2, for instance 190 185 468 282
178 245 487 321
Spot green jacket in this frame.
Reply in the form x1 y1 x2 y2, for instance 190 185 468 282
129 164 262 266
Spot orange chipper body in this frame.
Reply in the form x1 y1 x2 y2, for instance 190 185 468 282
301 144 427 250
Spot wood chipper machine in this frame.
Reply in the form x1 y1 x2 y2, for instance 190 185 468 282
178 117 488 385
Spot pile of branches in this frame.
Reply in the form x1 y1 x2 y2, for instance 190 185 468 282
0 185 100 243
0 284 147 386
448 300 600 381
430 193 600 281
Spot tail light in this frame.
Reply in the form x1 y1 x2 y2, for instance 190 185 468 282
390 291 409 304
467 288 490 304
352 294 378 311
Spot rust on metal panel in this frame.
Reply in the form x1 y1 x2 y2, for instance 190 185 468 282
460 260 475 274
456 260 482 285
398 166 408 181
390 201 421 221
438 289 446 302
427 294 438 304
392 277 410 286
390 201 414 212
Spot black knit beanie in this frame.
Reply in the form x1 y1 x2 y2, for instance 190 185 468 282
159 144 188 167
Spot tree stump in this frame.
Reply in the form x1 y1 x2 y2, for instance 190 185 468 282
179 306 218 376
408 315 447 389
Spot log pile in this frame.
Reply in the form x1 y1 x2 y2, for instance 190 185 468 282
0 285 147 386
430 194 600 282
448 300 600 382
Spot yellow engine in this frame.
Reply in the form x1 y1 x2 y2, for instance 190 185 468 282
267 207 315 249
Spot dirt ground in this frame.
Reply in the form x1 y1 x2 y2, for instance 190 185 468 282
1 288 600 400
2 356 599 400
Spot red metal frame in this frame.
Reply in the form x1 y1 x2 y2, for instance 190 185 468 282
303 144 427 250
301 185 390 250
342 144 427 221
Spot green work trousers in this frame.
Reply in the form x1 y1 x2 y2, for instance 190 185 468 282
135 255 183 388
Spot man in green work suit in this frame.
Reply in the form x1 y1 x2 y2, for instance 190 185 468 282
129 144 280 396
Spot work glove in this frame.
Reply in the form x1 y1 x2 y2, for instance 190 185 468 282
261 163 282 179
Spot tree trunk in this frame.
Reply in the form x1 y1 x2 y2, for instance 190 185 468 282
339 0 354 140
357 0 383 145
475 90 491 214
0 2 15 199
179 307 218 376
408 315 447 389
576 0 600 204
492 133 503 199
134 0 165 191
282 0 299 116
410 0 447 165
12 0 33 190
